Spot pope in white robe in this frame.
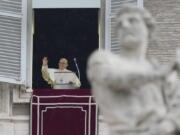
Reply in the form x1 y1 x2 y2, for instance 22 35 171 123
41 57 81 89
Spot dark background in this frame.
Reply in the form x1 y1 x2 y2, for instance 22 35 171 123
33 9 99 89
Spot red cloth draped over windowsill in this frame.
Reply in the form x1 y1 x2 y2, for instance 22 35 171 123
31 89 97 135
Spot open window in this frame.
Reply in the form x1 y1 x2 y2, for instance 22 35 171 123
0 0 101 91
32 0 100 89
32 8 99 89
0 0 144 91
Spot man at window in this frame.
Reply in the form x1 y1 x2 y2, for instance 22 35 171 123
42 57 81 89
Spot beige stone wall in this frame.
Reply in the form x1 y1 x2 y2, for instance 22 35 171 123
1 1 180 135
144 0 180 64
0 83 29 135
0 83 10 116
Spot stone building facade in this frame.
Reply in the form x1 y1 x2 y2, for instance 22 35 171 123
145 0 180 65
0 0 180 135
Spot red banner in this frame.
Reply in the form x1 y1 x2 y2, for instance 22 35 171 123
31 89 97 135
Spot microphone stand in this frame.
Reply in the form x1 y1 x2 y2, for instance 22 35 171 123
74 58 80 81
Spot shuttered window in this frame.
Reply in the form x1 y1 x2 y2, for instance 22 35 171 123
105 0 143 54
0 0 27 84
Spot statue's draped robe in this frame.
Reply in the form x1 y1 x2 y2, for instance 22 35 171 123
88 50 180 135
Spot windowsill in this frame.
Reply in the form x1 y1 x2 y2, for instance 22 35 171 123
0 116 29 122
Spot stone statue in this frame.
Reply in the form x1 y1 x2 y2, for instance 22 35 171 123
87 6 180 135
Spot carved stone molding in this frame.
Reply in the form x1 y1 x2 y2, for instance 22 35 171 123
12 85 31 103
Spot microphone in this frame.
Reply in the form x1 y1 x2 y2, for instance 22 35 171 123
73 58 80 80
73 58 77 62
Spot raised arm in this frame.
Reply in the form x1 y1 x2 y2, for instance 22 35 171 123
42 57 48 66
41 57 55 87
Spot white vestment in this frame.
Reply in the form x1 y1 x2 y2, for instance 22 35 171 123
42 66 81 89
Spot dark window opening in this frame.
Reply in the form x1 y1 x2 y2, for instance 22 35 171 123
33 8 99 89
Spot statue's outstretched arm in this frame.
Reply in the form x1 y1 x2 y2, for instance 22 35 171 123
87 50 180 90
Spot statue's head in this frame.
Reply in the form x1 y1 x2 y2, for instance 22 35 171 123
114 6 155 52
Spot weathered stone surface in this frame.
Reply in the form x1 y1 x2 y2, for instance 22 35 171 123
0 83 10 116
0 122 13 135
145 0 180 65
